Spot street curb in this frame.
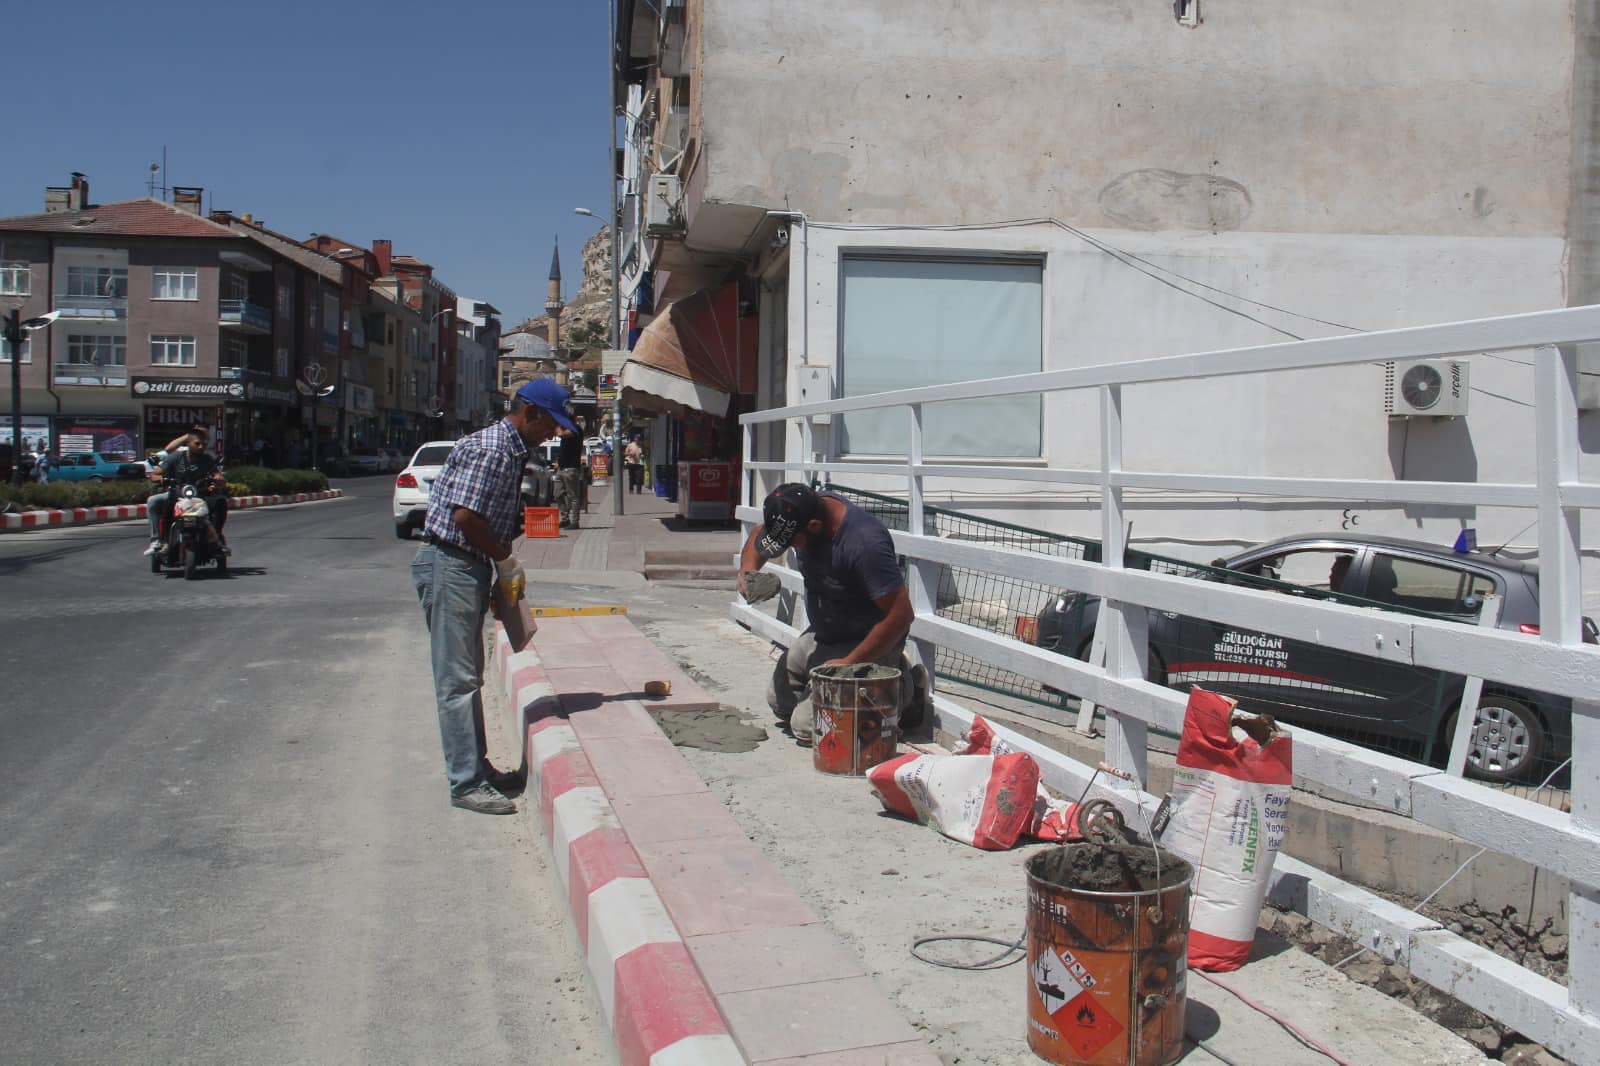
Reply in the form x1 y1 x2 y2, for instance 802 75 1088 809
0 489 345 532
492 624 747 1066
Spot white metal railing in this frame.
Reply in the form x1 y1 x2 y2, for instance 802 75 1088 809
735 305 1600 1064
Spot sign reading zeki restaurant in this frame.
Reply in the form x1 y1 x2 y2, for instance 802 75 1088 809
131 376 245 400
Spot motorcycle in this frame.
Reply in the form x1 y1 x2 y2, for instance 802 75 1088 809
151 483 228 579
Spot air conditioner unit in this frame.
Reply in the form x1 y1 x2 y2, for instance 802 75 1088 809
644 173 683 238
1384 359 1470 417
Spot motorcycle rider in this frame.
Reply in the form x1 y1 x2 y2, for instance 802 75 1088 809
142 432 200 557
149 426 231 557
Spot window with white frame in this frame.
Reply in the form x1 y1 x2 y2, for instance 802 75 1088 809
0 336 30 363
223 338 248 369
151 267 198 301
838 255 1043 458
67 334 127 366
276 347 291 377
149 334 196 367
0 260 30 296
66 266 127 298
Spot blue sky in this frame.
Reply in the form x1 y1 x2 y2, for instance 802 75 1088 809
3 0 612 328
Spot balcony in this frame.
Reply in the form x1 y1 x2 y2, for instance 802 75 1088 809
218 299 272 335
53 363 128 387
54 293 127 320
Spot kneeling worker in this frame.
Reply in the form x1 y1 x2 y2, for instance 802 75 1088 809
738 483 914 744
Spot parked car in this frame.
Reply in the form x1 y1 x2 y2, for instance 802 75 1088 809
379 447 404 473
49 452 147 482
346 450 386 475
1034 533 1596 783
393 441 457 538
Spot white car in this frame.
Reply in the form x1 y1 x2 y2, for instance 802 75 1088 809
393 440 458 539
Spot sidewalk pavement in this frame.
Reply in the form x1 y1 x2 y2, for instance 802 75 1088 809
518 475 741 575
0 489 345 532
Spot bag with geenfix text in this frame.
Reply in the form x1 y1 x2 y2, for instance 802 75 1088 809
1161 688 1292 972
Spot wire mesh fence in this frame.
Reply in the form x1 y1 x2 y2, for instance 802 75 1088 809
828 484 1573 805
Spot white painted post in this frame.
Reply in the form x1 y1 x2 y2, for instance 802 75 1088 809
800 416 815 486
1536 344 1600 1018
906 404 937 715
741 421 754 511
1444 593 1502 777
1096 384 1150 787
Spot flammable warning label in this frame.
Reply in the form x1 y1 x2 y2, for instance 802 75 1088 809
1032 947 1124 1060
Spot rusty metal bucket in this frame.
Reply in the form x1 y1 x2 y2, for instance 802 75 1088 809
1024 843 1193 1066
809 663 901 776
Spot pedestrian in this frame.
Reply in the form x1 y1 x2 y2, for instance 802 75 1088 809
555 420 586 530
412 378 577 815
624 436 645 494
738 483 916 745
33 448 51 484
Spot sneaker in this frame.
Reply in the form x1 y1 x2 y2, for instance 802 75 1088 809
143 540 162 557
450 782 515 815
218 541 233 557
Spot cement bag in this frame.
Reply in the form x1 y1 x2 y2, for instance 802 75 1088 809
1162 688 1292 972
953 716 1083 843
868 751 1040 851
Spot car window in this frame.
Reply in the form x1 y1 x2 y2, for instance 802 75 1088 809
1365 554 1496 616
1238 549 1354 591
411 446 453 467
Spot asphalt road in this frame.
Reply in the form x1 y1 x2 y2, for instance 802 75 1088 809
0 479 612 1065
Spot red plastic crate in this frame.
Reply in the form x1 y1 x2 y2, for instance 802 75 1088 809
524 506 560 538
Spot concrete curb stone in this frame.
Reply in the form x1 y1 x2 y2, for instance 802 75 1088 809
0 489 345 532
493 624 746 1066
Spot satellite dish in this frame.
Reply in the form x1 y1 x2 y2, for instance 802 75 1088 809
1400 363 1443 411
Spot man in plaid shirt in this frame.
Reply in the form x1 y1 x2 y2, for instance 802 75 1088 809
412 378 578 815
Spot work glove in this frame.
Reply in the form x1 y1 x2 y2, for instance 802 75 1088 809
493 555 526 604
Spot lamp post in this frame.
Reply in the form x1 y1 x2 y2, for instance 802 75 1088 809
575 204 623 514
429 307 453 435
5 309 60 485
295 362 335 472
306 245 355 465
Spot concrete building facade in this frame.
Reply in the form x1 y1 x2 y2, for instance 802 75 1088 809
613 0 1600 577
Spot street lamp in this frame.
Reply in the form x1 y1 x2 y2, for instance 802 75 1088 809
295 362 336 472
310 246 356 459
574 205 623 514
5 310 61 485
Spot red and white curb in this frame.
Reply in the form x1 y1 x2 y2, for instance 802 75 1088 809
494 627 745 1066
0 489 344 532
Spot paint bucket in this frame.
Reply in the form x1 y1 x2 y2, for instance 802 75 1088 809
1024 843 1193 1066
809 663 901 776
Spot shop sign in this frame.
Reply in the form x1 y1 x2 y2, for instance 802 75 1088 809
344 383 376 417
132 376 245 400
143 404 223 450
601 350 629 376
57 415 140 459
246 380 299 405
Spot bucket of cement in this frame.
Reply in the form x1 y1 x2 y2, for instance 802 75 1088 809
1024 843 1193 1066
809 663 901 776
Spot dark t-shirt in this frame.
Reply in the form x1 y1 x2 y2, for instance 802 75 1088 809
797 494 905 644
161 448 223 489
557 433 584 470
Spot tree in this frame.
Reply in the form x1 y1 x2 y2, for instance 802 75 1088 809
582 368 600 390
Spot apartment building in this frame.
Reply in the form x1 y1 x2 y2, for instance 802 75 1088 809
0 175 304 461
611 0 1600 559
454 297 502 430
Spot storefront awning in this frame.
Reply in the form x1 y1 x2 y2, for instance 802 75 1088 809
619 282 756 419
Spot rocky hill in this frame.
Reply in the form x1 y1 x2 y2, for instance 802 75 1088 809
509 227 613 347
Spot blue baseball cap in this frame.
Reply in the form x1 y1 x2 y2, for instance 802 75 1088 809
514 378 578 434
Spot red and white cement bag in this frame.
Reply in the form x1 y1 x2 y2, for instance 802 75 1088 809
954 716 1084 843
1162 688 1292 972
868 751 1040 850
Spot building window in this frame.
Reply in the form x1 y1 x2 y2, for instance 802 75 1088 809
223 338 248 370
500 366 512 388
277 283 292 320
67 334 127 366
66 266 127 299
839 255 1043 458
0 336 30 363
149 334 197 367
151 267 198 301
276 347 291 377
229 273 249 302
0 260 30 296
386 367 395 394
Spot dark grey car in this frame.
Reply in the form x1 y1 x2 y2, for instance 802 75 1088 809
1034 534 1594 783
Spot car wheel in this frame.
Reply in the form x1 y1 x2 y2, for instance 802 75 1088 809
1445 696 1545 783
90 475 105 482
395 521 412 540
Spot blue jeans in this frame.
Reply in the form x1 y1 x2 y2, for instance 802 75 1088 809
146 492 170 539
412 543 492 795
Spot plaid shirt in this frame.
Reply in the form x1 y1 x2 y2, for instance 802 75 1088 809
423 419 528 560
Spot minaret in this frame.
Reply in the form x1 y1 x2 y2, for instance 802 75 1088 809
544 238 563 355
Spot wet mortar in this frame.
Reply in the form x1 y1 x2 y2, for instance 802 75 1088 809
1029 842 1193 893
648 705 768 753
